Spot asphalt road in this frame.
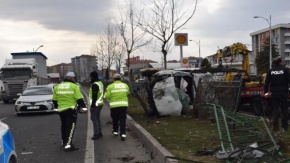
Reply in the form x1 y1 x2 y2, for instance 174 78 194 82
0 88 152 163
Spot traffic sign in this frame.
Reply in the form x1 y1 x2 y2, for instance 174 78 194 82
175 33 188 46
180 57 189 67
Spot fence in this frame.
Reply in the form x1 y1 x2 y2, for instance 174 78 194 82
193 80 242 119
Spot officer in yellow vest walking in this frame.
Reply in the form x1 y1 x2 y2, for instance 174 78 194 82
52 72 87 151
105 73 130 141
89 71 104 140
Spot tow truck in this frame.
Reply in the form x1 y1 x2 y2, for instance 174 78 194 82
216 42 272 115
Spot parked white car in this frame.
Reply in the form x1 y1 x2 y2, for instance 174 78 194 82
15 85 56 115
0 121 17 163
135 79 145 83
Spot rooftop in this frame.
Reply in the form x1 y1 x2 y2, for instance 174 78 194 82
11 52 48 59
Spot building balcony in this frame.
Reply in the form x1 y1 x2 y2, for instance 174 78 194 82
285 33 290 36
285 41 290 44
285 56 290 61
286 49 290 53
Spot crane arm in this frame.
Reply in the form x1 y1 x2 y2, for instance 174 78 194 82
223 42 250 76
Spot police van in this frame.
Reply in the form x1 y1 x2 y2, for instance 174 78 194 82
0 121 17 163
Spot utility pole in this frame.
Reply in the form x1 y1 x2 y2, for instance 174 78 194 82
190 40 201 68
254 15 272 69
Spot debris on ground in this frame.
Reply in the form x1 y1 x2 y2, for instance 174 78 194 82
116 155 134 162
195 149 215 156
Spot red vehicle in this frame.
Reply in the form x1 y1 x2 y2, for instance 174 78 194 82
240 86 269 115
210 42 272 115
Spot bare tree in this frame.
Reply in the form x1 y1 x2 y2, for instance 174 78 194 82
114 45 126 74
91 20 122 80
91 35 108 78
117 0 151 85
138 0 198 69
104 22 118 79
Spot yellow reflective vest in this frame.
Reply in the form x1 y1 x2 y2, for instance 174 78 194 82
52 82 84 112
105 81 129 108
89 81 104 106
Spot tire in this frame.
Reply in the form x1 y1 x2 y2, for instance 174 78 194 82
3 100 9 104
16 113 22 116
252 99 262 116
8 154 17 163
261 100 272 118
9 159 16 163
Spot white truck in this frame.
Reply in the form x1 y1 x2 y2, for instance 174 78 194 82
0 58 50 103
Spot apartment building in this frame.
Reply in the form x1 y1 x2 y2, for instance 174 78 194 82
250 23 290 67
71 54 97 82
47 63 72 80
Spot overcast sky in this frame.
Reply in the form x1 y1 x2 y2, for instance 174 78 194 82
0 0 289 67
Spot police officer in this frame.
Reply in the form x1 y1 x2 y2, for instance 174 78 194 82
105 73 129 141
52 71 87 151
89 71 104 140
264 57 290 132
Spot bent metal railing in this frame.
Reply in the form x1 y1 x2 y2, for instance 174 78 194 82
207 103 290 163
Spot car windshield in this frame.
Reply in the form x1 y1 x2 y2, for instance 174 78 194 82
22 87 53 96
2 69 31 79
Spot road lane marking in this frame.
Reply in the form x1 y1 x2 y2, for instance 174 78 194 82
0 117 7 121
82 89 95 163
21 152 33 155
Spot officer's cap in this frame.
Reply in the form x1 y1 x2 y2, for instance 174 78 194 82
65 71 76 78
113 73 121 79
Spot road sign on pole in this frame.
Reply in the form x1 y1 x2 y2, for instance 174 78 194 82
175 33 188 62
174 33 188 46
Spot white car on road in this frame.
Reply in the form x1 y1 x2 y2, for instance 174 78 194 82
15 85 56 115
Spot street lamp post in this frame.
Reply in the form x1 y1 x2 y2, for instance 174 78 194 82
253 15 272 69
190 40 201 68
34 45 44 52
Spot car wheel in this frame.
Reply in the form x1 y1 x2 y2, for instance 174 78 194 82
16 113 22 116
8 154 17 163
9 159 16 163
3 100 9 104
252 98 262 116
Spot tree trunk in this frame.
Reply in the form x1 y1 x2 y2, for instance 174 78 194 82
127 52 131 88
163 54 167 70
162 46 167 69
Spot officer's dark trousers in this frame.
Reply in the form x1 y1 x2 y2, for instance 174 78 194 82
271 92 289 131
110 107 127 135
59 109 77 147
90 105 103 136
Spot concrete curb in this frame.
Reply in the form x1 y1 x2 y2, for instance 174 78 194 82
127 115 178 163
